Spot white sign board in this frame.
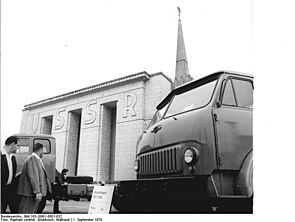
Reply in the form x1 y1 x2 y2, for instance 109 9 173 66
88 185 115 214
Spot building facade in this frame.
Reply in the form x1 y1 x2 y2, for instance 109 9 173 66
19 9 193 182
20 72 172 181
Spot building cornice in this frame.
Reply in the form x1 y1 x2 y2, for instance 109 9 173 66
23 71 150 110
23 71 173 111
150 72 173 83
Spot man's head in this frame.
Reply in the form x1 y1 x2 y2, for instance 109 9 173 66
33 143 44 158
4 136 20 154
61 168 69 175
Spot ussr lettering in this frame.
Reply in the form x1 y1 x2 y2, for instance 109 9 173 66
123 92 137 118
31 114 39 134
85 100 97 125
54 108 66 130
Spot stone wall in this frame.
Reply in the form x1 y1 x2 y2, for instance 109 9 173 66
20 73 172 181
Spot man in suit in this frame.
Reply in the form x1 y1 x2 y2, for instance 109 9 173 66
1 136 20 213
53 168 68 213
17 143 52 213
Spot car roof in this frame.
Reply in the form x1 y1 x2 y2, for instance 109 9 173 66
13 133 55 139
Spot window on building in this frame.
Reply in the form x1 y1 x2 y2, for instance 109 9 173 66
41 115 53 135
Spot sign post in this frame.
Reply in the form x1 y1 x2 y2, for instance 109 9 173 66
88 185 116 214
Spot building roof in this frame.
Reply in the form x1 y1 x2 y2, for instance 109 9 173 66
23 71 172 110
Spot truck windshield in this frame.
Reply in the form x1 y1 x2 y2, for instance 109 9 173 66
147 103 169 129
165 78 218 118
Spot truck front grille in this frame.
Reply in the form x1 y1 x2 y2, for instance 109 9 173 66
139 146 181 176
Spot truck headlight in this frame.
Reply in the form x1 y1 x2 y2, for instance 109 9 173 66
184 148 199 164
133 159 139 171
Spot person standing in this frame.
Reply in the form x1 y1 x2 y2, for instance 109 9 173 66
1 136 20 213
53 168 68 213
17 143 52 213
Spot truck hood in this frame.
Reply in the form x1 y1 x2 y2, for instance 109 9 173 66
137 107 215 155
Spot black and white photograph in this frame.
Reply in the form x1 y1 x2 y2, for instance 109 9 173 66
1 0 295 221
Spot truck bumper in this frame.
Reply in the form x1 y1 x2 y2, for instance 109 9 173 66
115 176 208 198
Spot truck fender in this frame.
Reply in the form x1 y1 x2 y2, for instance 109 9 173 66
234 150 253 197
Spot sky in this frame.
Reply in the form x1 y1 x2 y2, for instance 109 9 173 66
2 0 295 219
1 0 252 144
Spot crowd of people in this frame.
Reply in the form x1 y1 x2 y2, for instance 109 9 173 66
1 135 68 214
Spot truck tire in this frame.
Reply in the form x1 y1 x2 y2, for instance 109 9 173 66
66 176 93 184
234 150 253 197
213 196 253 213
137 195 157 213
112 195 136 213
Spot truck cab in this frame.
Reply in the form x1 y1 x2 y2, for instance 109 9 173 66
114 70 253 213
14 134 56 183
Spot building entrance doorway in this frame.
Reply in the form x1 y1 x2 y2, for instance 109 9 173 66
100 101 117 181
66 109 82 175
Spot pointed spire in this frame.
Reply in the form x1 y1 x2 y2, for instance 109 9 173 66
174 7 193 87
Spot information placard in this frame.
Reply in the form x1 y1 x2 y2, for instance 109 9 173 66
88 185 116 214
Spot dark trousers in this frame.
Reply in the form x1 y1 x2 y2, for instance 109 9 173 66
1 184 19 213
18 196 41 214
53 198 60 213
18 194 47 214
37 197 47 213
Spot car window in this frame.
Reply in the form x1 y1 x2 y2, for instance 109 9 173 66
232 79 253 108
34 139 51 154
165 79 217 118
17 138 30 153
222 79 236 106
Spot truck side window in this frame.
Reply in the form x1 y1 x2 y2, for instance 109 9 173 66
34 139 51 154
222 79 236 106
232 79 253 108
17 138 30 153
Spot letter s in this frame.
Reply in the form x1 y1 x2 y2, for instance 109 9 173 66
85 100 97 125
54 108 66 130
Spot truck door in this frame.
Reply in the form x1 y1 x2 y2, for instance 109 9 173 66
214 77 253 170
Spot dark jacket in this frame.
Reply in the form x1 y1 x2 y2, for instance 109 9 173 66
1 152 18 206
1 152 17 187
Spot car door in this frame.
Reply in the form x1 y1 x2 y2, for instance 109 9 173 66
33 138 56 182
15 137 31 174
214 77 253 170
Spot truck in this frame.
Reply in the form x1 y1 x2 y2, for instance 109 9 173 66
112 70 253 213
13 134 95 213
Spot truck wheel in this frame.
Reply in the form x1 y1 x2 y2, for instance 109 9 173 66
239 196 253 213
137 197 156 213
136 194 165 213
112 195 135 213
214 197 253 213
